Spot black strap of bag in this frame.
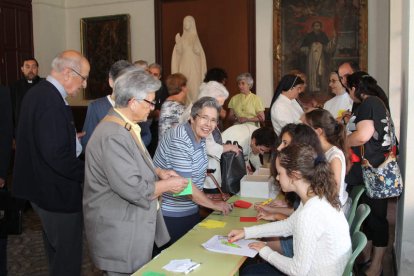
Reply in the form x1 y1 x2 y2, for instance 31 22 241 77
205 169 231 201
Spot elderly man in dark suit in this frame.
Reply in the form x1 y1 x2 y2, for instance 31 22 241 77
13 50 89 276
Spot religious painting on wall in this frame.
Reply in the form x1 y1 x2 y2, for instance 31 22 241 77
273 0 367 95
81 14 131 99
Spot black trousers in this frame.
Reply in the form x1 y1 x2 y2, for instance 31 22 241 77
0 237 6 276
31 203 83 276
360 194 389 247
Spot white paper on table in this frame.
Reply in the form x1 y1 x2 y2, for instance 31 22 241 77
162 259 199 273
202 235 259 258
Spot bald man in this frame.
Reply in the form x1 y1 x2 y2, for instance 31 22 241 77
13 50 89 276
338 61 359 88
338 61 360 113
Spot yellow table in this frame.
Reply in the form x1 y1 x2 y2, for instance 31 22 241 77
132 196 268 276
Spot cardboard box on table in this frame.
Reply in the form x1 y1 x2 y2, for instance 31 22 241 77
240 175 275 199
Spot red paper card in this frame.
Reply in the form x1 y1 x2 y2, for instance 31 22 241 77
234 200 252 208
240 217 257 222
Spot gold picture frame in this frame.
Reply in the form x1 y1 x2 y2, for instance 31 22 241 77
273 0 368 93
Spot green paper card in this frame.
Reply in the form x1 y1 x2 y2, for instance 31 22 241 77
174 178 192 196
142 271 165 276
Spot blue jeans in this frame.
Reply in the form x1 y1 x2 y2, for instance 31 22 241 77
280 236 294 257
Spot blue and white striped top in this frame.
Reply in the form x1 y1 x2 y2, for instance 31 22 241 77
153 122 208 217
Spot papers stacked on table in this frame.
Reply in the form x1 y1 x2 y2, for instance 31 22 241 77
202 235 258 258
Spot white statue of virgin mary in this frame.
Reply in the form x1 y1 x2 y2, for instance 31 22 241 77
171 15 207 104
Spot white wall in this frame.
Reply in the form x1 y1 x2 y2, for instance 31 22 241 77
368 0 390 92
395 0 414 273
32 0 155 105
255 0 273 107
32 0 66 78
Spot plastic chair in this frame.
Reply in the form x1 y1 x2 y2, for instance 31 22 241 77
350 203 371 236
342 231 368 276
347 185 365 225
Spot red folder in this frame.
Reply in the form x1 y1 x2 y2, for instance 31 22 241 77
234 200 252 208
240 217 257 222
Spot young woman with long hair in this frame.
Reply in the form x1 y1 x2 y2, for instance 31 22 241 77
228 144 351 275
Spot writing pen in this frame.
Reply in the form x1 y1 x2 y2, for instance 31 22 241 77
184 262 201 274
261 198 272 206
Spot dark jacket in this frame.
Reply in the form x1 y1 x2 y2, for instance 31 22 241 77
12 80 84 213
0 85 13 180
10 76 43 128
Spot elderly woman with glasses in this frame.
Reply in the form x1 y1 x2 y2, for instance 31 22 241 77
83 68 188 275
270 74 305 135
154 97 233 245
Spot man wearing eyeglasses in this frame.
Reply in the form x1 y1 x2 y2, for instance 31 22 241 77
13 50 90 276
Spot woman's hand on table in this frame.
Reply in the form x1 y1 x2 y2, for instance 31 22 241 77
248 241 267 252
254 200 288 210
227 229 245 243
255 203 279 213
268 199 288 208
256 209 276 221
214 201 233 215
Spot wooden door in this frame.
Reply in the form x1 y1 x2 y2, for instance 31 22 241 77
154 0 256 106
0 0 33 85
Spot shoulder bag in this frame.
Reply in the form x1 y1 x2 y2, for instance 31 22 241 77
360 103 403 199
220 141 246 195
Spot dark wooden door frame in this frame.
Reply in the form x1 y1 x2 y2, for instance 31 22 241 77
154 0 256 82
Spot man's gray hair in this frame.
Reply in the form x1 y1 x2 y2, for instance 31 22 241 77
236 72 254 89
198 81 229 100
109 60 133 80
148 63 162 73
190 96 221 119
114 67 161 108
51 52 82 72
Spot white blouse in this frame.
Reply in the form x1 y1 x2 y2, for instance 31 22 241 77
271 94 303 135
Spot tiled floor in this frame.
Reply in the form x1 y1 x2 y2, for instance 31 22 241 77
6 200 397 275
6 206 102 276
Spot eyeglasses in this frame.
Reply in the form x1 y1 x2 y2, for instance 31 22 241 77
70 68 88 82
135 98 156 109
196 114 218 125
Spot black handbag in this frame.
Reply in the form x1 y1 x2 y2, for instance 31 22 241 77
220 141 246 195
0 187 23 235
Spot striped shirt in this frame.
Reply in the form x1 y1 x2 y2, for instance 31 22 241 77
153 122 208 217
